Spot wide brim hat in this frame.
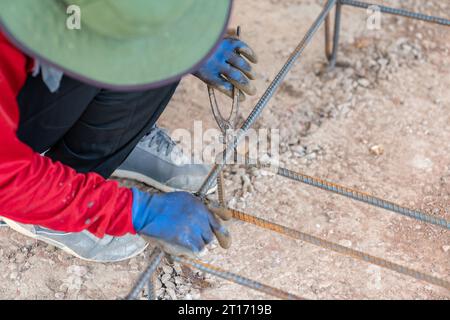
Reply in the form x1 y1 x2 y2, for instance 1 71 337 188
0 0 232 90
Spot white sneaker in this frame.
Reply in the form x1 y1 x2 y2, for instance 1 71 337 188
2 218 148 262
113 126 216 194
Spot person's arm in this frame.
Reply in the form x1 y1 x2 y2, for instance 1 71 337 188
0 32 134 237
0 32 229 254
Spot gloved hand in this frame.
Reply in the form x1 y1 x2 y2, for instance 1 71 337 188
193 30 258 101
131 188 230 255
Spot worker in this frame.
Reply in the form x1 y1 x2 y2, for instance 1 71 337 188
0 0 257 262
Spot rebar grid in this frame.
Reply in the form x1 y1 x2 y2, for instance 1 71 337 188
130 0 450 300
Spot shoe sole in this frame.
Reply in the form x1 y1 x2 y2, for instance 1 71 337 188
2 218 148 263
112 169 217 195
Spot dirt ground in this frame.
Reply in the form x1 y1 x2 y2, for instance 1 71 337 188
0 0 449 300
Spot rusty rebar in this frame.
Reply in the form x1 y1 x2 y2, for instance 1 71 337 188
225 207 450 291
172 255 304 300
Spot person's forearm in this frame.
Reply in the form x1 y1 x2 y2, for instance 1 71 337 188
0 32 135 237
0 144 135 237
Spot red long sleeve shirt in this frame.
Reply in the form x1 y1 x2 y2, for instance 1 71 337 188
0 32 135 237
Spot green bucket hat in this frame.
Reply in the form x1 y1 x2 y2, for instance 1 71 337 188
0 0 232 90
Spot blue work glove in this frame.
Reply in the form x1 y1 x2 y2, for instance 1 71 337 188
194 30 258 101
131 188 230 255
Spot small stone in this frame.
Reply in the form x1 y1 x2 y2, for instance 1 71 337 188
178 285 189 294
339 239 352 247
241 174 254 193
231 174 241 184
249 167 261 177
369 145 384 156
154 278 162 290
306 152 317 160
67 265 88 277
54 292 65 299
442 245 450 253
160 273 171 283
15 253 26 264
291 145 306 156
378 58 388 67
174 276 184 285
156 288 165 298
163 280 175 289
358 78 370 87
128 261 139 270
173 263 183 275
165 288 178 300
162 265 173 275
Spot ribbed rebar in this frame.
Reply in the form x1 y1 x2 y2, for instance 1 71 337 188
340 0 450 26
328 1 342 67
197 0 338 196
146 274 157 301
172 255 304 300
227 207 450 291
217 171 226 207
324 14 333 60
266 166 450 230
126 247 164 300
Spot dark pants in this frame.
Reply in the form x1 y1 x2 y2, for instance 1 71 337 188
17 75 179 178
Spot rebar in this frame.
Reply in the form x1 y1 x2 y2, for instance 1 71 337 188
328 1 342 67
217 171 226 207
197 0 338 196
340 0 450 26
126 247 164 300
267 165 450 230
172 255 304 300
146 274 157 301
324 14 333 60
227 207 450 291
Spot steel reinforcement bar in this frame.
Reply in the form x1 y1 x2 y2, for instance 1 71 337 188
339 0 450 26
227 207 450 291
128 247 303 300
253 164 450 230
128 0 450 301
172 255 304 300
126 247 165 300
